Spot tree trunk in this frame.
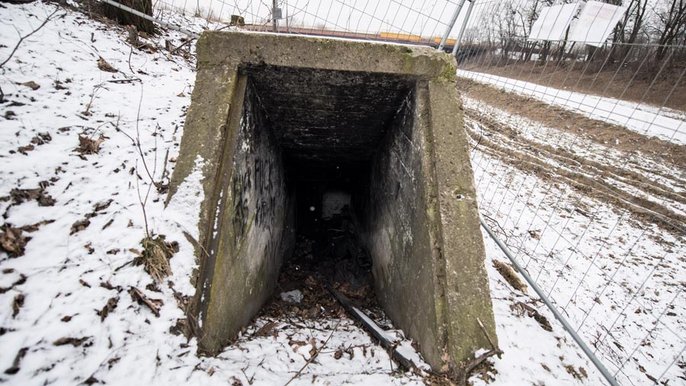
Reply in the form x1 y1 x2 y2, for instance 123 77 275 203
104 0 156 35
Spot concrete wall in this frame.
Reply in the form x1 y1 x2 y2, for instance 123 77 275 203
195 78 294 354
364 89 445 365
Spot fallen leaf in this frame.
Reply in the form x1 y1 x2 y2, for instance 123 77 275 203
12 293 25 318
17 144 34 155
93 199 113 212
96 297 118 321
77 134 105 155
97 57 117 73
83 376 100 385
30 132 51 145
510 301 552 331
19 81 40 90
0 225 30 257
70 219 90 235
4 347 28 375
53 336 91 347
9 185 55 206
308 338 317 358
254 321 278 337
20 219 55 233
493 260 527 294
129 287 162 317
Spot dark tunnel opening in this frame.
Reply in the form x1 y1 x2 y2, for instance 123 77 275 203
242 64 417 306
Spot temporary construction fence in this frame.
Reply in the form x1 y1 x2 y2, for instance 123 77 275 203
97 0 686 385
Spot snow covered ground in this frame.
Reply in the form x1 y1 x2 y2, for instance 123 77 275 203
1 2 681 386
464 92 686 385
458 70 686 146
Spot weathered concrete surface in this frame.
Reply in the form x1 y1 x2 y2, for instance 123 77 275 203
167 31 496 370
249 65 414 165
191 75 294 354
364 87 446 364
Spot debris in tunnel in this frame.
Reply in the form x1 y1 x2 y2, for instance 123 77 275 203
260 208 377 322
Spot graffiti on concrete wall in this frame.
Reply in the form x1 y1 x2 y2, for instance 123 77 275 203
226 83 287 271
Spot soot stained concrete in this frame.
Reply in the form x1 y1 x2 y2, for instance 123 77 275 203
248 65 414 165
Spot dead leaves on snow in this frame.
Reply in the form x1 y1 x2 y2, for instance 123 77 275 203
70 219 91 235
53 336 92 347
12 293 24 318
97 57 117 73
96 297 119 321
19 219 55 233
4 347 28 375
564 364 588 380
254 320 279 338
510 301 552 332
0 225 29 257
14 132 52 155
0 220 55 257
129 287 162 317
77 133 106 155
70 199 113 235
18 80 40 90
9 182 56 207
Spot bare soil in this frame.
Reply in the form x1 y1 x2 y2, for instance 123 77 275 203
460 62 686 112
459 80 686 237
459 79 686 168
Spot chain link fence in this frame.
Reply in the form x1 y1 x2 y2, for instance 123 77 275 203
455 1 685 385
99 0 685 384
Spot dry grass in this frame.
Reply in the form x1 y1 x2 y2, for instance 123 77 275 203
77 134 105 155
492 260 528 294
134 235 178 283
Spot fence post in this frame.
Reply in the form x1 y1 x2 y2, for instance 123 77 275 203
452 0 474 56
480 217 620 386
438 0 466 51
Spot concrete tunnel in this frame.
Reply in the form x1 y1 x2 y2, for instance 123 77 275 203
167 31 496 370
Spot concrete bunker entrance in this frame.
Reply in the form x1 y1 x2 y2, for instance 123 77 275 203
198 63 439 353
173 31 497 371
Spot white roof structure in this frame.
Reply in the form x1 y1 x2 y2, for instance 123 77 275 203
568 1 627 46
529 3 580 41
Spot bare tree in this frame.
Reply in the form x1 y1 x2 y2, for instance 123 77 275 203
654 0 686 60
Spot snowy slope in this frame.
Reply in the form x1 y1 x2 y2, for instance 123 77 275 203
0 2 619 385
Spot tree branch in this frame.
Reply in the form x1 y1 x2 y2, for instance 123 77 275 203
0 8 61 68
